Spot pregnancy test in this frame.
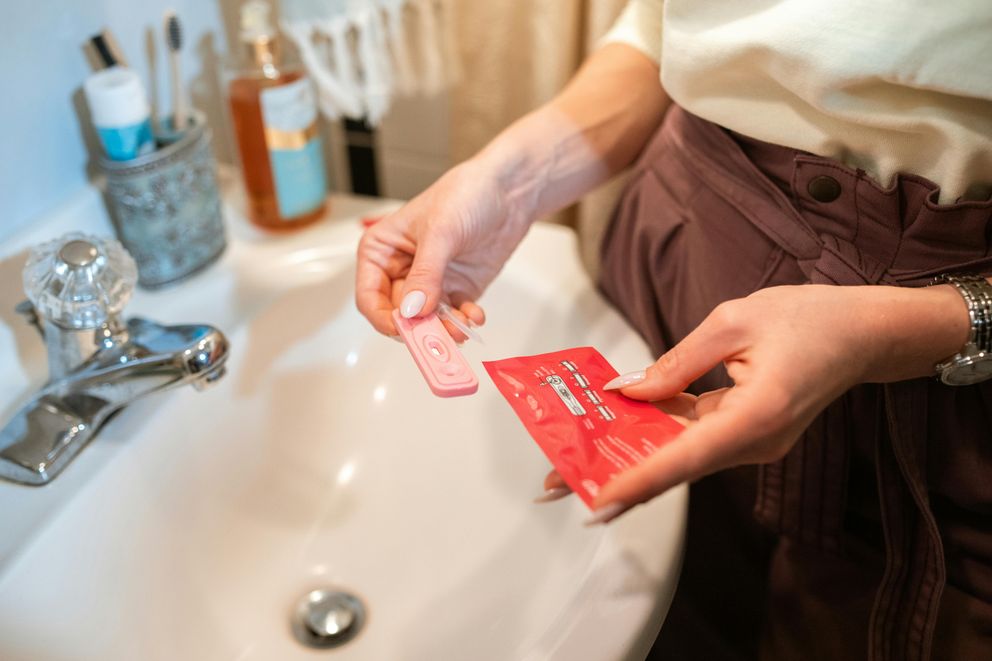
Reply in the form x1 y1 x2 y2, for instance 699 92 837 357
393 309 479 397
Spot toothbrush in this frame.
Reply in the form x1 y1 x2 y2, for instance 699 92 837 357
86 29 129 70
164 10 187 131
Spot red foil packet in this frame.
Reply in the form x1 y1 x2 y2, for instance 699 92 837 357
483 347 684 509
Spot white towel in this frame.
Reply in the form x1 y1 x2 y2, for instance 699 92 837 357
281 0 459 125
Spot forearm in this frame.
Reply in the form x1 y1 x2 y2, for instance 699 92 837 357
471 43 671 224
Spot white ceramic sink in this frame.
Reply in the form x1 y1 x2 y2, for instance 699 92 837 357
0 194 685 661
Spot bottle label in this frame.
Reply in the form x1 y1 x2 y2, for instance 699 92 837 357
260 77 327 220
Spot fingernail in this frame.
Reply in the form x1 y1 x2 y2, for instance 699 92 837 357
584 502 627 526
603 370 646 391
533 487 571 503
400 290 426 318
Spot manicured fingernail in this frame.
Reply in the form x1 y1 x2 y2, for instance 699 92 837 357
603 370 646 390
400 290 426 318
584 502 626 526
533 487 571 503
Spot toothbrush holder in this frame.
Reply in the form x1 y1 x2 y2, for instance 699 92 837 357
97 111 226 289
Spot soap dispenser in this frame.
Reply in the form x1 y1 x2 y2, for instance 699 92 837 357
226 0 328 230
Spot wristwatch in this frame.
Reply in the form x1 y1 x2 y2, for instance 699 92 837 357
934 274 992 385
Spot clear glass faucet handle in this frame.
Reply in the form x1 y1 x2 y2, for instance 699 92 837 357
22 232 138 329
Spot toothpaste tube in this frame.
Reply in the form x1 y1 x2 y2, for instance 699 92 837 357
83 67 155 161
483 347 684 508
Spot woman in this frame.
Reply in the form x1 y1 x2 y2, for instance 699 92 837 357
355 1 992 658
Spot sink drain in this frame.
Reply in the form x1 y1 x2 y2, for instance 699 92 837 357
291 589 366 649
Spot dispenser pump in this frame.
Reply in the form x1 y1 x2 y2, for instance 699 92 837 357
240 0 280 73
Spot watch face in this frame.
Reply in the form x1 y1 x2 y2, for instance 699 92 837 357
942 355 992 386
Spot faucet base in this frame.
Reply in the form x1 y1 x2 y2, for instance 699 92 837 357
0 395 110 485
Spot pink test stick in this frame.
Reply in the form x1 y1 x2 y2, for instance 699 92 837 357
393 309 479 397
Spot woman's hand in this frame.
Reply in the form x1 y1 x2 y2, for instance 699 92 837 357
575 283 969 523
355 158 527 339
355 44 671 339
535 394 699 503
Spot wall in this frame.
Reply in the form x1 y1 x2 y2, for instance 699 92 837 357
1 0 241 243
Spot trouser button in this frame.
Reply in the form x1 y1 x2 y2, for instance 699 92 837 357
808 175 842 202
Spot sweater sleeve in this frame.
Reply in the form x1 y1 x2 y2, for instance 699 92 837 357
598 0 664 64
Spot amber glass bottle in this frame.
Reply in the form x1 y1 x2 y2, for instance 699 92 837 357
227 0 327 230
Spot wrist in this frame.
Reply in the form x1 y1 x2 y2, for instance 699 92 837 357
472 106 609 224
861 284 971 382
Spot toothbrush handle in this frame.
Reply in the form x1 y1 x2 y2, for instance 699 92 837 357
170 50 187 129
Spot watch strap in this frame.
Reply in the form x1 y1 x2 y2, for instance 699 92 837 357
933 274 992 354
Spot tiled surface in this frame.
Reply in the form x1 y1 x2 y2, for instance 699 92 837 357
376 91 452 200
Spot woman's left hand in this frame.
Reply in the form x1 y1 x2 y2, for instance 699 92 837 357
575 283 969 524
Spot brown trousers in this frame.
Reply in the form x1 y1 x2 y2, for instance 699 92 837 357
599 106 992 661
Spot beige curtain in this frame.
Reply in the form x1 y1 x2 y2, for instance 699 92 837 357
449 0 629 279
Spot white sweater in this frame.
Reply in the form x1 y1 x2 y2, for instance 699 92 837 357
604 0 992 202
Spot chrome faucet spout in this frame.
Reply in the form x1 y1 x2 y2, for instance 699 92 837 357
0 318 229 486
43 318 229 409
0 234 230 485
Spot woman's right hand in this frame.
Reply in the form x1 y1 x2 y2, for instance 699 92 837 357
356 44 670 339
355 158 531 339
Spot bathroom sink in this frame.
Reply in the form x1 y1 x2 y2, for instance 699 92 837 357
0 197 685 661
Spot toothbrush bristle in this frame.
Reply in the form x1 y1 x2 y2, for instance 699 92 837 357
165 12 182 51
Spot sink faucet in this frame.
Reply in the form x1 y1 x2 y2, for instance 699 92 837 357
0 233 229 485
